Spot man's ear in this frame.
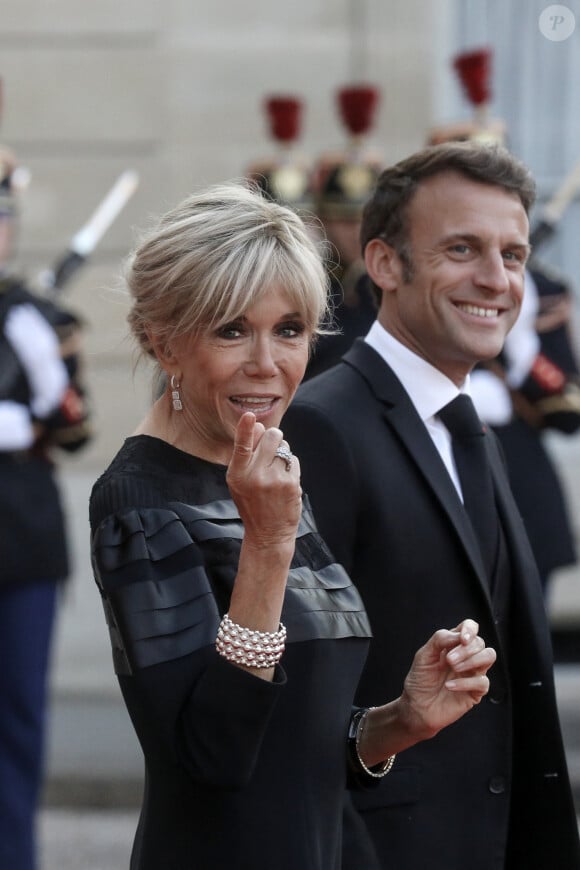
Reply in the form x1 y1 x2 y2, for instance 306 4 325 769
364 239 402 294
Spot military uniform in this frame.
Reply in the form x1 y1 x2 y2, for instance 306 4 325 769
305 85 382 379
0 148 91 870
245 95 314 213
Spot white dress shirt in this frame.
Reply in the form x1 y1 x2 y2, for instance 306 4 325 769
365 320 468 500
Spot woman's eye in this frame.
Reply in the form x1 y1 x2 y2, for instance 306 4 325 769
278 321 306 338
216 323 244 339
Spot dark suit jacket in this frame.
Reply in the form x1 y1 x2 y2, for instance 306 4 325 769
283 339 580 870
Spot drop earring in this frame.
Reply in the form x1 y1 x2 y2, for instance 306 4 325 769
170 374 183 411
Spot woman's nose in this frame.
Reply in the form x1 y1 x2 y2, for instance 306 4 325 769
244 338 278 376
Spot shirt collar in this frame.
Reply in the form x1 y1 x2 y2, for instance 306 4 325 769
364 320 470 421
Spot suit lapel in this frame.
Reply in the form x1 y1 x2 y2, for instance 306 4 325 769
343 341 491 597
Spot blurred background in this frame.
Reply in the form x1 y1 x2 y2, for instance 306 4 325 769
2 0 579 863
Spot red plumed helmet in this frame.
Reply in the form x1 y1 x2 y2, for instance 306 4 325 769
337 85 380 136
314 84 383 220
246 95 312 210
264 96 303 143
453 48 492 106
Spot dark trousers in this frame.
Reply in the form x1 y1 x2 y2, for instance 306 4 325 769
0 580 58 870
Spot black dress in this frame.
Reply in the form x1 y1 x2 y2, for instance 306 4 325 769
89 435 373 870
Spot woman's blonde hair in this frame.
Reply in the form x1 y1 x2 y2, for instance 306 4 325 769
125 181 332 363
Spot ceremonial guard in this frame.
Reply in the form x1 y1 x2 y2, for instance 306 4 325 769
430 48 579 593
305 84 381 379
0 143 92 870
245 94 314 213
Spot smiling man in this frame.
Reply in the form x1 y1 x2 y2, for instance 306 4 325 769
365 169 529 381
283 143 580 870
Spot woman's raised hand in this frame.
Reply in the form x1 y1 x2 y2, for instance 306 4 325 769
226 412 303 550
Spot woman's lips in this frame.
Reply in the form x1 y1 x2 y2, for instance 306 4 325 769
229 395 279 414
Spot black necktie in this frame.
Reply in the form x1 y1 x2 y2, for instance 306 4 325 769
438 395 498 583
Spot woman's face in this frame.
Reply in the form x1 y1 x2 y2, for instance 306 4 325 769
170 286 312 463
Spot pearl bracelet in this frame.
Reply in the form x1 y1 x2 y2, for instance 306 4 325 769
216 613 286 668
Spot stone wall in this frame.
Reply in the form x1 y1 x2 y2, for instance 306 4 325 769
3 0 578 628
1 0 442 469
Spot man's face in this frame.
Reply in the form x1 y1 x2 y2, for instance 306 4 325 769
375 170 530 384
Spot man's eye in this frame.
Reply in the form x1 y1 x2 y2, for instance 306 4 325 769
503 250 525 263
450 244 471 255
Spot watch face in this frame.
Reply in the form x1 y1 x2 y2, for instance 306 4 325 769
348 709 364 741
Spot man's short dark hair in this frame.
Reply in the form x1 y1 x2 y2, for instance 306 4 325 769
360 142 536 285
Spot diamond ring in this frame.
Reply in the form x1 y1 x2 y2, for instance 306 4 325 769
274 446 293 471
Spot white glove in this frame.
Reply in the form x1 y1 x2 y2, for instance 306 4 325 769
470 369 513 426
0 401 35 449
503 270 541 388
5 304 68 419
